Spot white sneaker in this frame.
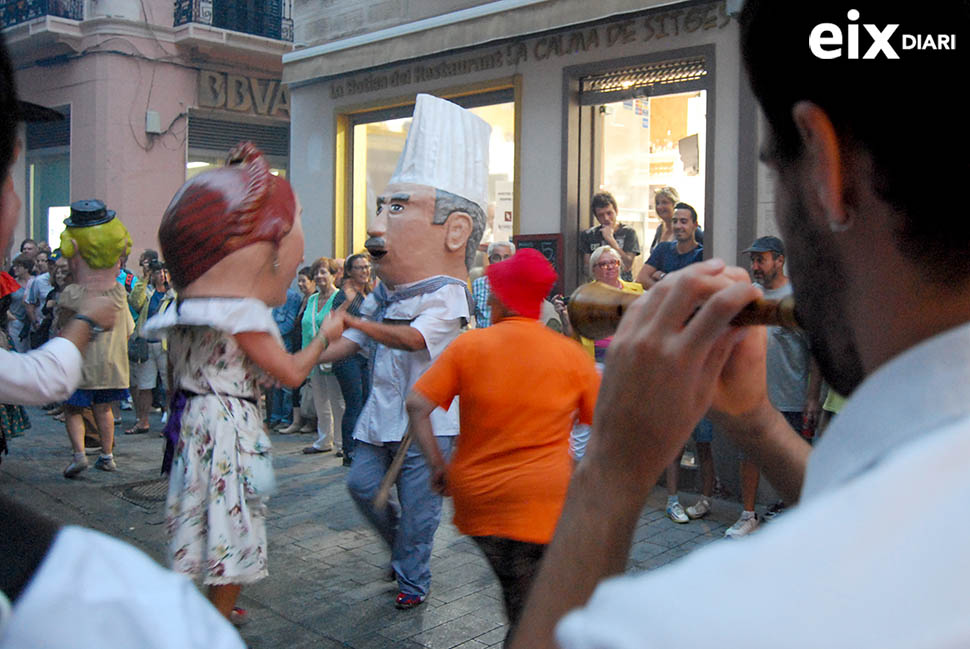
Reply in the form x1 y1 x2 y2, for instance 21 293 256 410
120 399 133 411
666 502 689 524
724 513 760 538
160 411 169 425
686 498 711 520
64 458 89 478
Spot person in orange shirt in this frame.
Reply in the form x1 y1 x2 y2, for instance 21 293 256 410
406 248 600 641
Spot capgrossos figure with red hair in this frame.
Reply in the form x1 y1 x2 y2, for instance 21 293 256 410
142 142 332 623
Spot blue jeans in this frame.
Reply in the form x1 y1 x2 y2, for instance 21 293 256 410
346 436 454 597
268 386 293 425
333 354 370 459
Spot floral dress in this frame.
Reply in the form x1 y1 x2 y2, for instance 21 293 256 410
143 298 279 586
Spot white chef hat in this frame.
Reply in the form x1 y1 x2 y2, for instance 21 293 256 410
389 94 491 212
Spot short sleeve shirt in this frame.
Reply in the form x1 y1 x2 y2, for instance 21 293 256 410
580 225 641 281
343 279 469 443
58 283 135 389
413 317 600 543
645 241 704 274
579 224 641 258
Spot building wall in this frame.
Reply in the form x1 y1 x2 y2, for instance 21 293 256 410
8 0 291 260
289 1 749 267
294 0 496 44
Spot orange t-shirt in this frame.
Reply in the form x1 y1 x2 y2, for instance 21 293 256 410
413 317 600 543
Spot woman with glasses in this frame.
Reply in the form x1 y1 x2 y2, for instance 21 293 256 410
329 253 374 466
560 246 642 367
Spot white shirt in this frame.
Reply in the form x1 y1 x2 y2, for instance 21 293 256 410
344 278 468 444
557 321 970 649
0 338 82 405
0 526 243 649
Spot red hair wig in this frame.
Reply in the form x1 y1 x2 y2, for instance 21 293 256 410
159 142 296 290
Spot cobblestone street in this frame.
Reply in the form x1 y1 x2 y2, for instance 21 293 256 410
2 405 748 648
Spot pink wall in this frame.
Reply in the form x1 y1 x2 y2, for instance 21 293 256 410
17 50 194 261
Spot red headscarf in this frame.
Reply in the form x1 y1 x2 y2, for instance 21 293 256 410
486 248 557 319
0 271 20 298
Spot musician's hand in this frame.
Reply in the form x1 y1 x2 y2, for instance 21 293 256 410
585 259 761 495
710 321 768 417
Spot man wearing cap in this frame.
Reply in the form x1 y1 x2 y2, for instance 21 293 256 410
725 236 821 538
58 199 136 478
407 248 599 639
317 94 488 609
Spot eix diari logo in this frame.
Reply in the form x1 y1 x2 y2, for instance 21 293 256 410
809 9 956 59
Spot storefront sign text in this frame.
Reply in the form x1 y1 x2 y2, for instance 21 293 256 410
329 1 730 100
199 71 291 118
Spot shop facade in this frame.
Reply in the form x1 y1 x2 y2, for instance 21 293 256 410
4 0 294 262
284 0 769 289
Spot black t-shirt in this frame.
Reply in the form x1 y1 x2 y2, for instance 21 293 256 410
579 224 641 280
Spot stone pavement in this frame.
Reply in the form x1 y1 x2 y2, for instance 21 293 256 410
1 404 763 648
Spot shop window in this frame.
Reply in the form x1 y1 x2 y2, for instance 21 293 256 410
341 87 518 260
24 105 70 246
186 112 289 180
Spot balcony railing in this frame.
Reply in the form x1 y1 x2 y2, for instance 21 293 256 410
174 0 293 42
1 0 83 29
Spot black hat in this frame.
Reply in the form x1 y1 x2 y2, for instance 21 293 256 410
65 199 116 228
743 235 784 256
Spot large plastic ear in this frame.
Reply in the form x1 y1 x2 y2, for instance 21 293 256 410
444 211 473 253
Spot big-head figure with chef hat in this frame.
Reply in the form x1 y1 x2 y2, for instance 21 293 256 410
365 93 488 287
318 94 491 610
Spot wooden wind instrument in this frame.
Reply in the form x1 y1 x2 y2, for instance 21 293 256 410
566 281 800 340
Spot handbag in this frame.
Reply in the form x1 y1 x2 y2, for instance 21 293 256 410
127 336 149 363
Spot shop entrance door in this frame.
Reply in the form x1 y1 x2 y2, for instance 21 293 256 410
591 89 707 281
569 53 712 286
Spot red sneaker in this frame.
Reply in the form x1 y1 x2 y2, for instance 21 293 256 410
395 592 427 610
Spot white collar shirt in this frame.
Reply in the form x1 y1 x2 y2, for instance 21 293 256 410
556 321 970 649
343 278 469 444
0 526 243 649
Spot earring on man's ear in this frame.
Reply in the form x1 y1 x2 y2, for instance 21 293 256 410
273 255 280 270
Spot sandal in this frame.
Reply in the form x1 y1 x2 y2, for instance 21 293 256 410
124 426 150 435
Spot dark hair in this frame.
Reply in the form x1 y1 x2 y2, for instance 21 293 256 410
159 142 296 290
591 191 618 214
674 202 697 223
0 35 17 180
19 238 36 252
297 265 314 280
140 249 159 263
344 253 373 295
11 254 33 274
344 253 370 274
740 0 970 281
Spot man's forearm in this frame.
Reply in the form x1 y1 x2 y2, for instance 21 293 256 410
317 335 360 364
708 402 811 504
509 458 650 649
345 315 426 351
